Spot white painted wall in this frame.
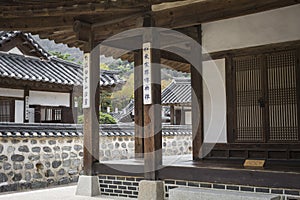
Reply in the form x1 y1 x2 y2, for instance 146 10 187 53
14 100 24 123
29 91 70 107
0 88 23 98
203 59 226 143
8 47 23 55
185 111 192 125
202 5 300 53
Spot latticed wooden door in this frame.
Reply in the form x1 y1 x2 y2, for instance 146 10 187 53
233 50 299 143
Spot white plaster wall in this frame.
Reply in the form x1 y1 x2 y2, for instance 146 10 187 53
202 5 300 53
14 100 24 123
29 91 70 107
203 59 226 143
0 88 23 98
185 111 192 125
8 47 23 55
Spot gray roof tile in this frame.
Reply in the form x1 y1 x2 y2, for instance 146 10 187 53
0 123 191 138
162 78 191 105
0 52 124 87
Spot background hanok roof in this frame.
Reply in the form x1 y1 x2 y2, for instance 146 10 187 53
162 78 191 106
0 31 125 90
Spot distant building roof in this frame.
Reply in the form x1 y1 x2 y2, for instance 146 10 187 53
0 52 124 88
162 78 191 105
114 78 191 122
0 31 125 89
0 31 51 58
0 123 191 138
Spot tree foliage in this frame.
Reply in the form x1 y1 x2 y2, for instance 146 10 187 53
50 51 75 62
77 112 116 124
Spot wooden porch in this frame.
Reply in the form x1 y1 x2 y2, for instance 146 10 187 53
96 155 300 190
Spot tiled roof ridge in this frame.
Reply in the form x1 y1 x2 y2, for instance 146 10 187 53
0 31 51 58
0 123 192 138
173 77 191 83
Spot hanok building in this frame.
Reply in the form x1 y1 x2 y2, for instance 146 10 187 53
115 78 191 124
162 78 191 125
1 1 300 200
0 31 124 123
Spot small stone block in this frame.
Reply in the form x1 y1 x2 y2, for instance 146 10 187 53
75 176 100 197
138 180 164 200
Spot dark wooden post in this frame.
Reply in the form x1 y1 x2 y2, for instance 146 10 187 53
82 31 100 176
143 15 162 180
134 49 144 158
191 25 204 161
170 105 175 125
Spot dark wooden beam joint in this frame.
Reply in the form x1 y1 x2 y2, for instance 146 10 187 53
73 20 93 44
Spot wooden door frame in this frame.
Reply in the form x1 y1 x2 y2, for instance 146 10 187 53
226 44 300 144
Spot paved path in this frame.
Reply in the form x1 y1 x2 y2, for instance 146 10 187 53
0 185 133 200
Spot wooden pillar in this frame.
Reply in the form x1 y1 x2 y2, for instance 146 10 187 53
191 25 204 161
134 49 144 158
170 105 175 125
82 31 100 176
143 15 162 180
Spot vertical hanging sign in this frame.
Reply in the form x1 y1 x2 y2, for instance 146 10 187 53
143 42 152 105
82 53 90 108
25 96 29 120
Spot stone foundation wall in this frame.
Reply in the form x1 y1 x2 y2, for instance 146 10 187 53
0 137 84 192
100 135 192 161
0 134 192 192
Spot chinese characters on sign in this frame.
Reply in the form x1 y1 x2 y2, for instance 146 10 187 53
25 96 29 120
143 42 152 105
82 53 90 108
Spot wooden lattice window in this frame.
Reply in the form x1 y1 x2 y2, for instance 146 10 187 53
232 49 299 143
234 55 264 142
0 98 14 122
40 107 62 122
267 51 298 141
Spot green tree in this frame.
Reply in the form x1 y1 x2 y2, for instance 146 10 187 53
50 51 75 62
111 72 134 110
77 112 116 124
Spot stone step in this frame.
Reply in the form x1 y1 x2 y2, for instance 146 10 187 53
169 187 281 200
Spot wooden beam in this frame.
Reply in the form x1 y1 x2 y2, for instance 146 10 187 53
154 0 300 28
191 25 204 161
83 30 100 176
134 49 144 158
0 3 145 18
143 15 162 180
0 16 74 31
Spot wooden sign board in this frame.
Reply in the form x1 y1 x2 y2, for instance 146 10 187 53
244 159 265 168
82 53 90 109
25 96 29 120
143 42 152 105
